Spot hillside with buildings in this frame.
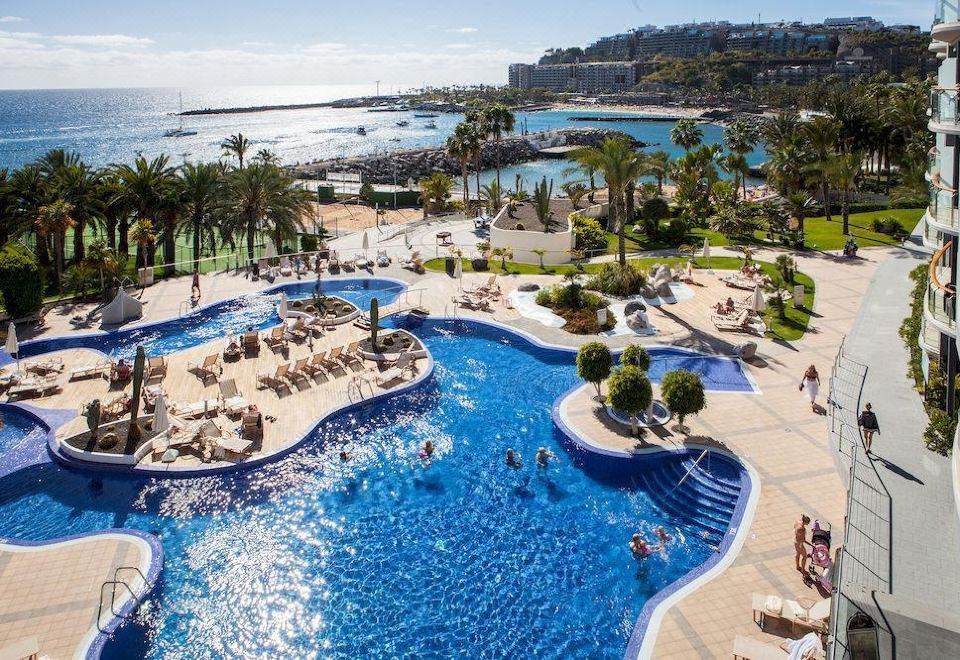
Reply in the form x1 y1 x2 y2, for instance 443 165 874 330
509 16 935 96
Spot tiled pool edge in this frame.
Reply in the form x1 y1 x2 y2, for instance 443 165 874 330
551 383 761 660
0 529 164 660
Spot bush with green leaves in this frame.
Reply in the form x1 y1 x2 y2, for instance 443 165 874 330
924 409 956 456
571 213 607 252
660 369 706 432
608 365 653 436
0 243 43 317
585 262 647 296
775 254 796 284
870 216 906 236
620 344 650 371
536 283 607 311
663 218 688 244
300 234 319 252
359 182 375 202
641 197 670 237
577 342 613 398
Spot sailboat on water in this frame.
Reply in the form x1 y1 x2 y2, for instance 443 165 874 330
164 93 197 138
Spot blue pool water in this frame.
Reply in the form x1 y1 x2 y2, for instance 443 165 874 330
16 278 405 362
0 317 747 658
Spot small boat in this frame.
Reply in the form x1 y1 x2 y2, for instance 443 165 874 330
356 126 367 136
424 120 437 129
395 120 409 127
413 113 439 118
164 93 198 138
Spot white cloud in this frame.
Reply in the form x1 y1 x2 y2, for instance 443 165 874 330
0 16 23 23
444 44 472 49
446 27 478 33
241 41 274 48
51 34 154 48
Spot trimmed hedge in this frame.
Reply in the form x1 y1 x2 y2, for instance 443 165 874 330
0 243 43 317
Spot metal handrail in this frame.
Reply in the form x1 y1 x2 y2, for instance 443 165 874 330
674 449 710 489
930 240 955 295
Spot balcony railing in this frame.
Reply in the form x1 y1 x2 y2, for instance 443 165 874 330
936 0 960 25
929 185 959 228
928 240 957 330
931 88 960 125
925 216 945 245
929 149 942 181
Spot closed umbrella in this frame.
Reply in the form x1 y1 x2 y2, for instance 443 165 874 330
264 240 277 261
750 285 766 313
361 231 369 258
4 322 18 371
279 292 289 319
454 256 463 291
702 238 711 273
152 393 171 437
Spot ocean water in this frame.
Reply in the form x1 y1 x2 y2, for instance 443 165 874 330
0 87 763 188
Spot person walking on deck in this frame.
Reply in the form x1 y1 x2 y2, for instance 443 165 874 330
799 365 820 413
858 403 880 454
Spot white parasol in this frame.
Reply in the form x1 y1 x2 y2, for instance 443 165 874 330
454 257 463 291
750 285 767 313
702 238 712 273
361 230 369 258
4 322 18 371
152 393 171 436
264 239 277 261
279 292 289 319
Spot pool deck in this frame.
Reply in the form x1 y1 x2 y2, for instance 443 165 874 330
0 229 896 658
0 532 157 660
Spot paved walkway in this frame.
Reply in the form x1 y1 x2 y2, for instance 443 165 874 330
839 242 960 653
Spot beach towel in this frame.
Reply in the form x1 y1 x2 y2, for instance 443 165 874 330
786 632 822 660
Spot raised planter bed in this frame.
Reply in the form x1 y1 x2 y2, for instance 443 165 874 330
60 416 161 466
358 330 427 361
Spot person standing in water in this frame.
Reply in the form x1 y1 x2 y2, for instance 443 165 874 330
799 365 820 413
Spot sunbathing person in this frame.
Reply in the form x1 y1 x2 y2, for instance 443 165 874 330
111 358 132 382
725 297 735 313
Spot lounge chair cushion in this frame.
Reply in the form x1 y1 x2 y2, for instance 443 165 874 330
765 595 783 615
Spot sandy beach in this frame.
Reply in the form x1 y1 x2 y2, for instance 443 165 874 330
549 103 726 119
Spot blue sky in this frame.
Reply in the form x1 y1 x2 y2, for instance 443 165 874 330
0 0 932 89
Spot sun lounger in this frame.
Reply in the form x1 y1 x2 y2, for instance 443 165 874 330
216 432 254 459
452 294 490 311
188 354 222 381
338 341 363 368
147 356 167 382
285 318 309 342
712 310 757 333
752 593 831 637
101 394 132 421
24 356 64 375
723 274 760 291
141 384 166 410
321 346 345 373
355 253 369 269
303 352 328 377
218 378 249 416
8 376 60 399
376 250 390 267
242 412 263 439
285 357 310 385
400 251 421 271
223 336 242 359
279 257 293 277
733 633 825 660
242 331 260 355
375 352 415 386
0 635 41 660
169 399 218 419
257 363 290 391
263 326 288 352
69 359 111 381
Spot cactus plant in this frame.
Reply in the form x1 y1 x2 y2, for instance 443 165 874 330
533 176 554 232
370 297 379 351
84 399 101 440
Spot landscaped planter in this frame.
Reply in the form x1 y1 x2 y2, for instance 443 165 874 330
60 416 159 466
358 330 427 361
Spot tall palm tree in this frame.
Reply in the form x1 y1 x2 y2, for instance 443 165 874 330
825 152 863 236
113 155 179 273
723 119 759 158
484 104 515 190
254 148 280 166
767 141 813 196
670 119 703 152
223 163 312 263
221 133 251 170
722 153 750 201
641 150 670 196
179 162 224 268
57 163 104 264
36 199 75 292
84 238 117 299
571 137 643 265
129 218 156 270
465 110 489 199
784 192 816 236
803 116 839 223
9 165 51 272
762 112 801 152
446 122 480 208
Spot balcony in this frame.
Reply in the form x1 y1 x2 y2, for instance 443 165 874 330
929 149 941 183
926 240 958 335
930 89 960 133
933 0 960 43
924 213 947 248
928 184 960 230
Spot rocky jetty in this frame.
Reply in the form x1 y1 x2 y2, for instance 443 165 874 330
293 128 641 185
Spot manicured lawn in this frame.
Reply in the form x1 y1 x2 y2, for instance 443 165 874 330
602 208 924 255
425 254 815 341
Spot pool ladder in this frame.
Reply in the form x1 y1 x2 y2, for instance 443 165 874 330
96 565 151 632
673 449 711 490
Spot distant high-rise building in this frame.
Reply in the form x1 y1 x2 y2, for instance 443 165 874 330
634 28 718 58
507 61 637 93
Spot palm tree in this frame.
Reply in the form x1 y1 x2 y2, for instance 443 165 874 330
418 172 453 219
560 181 589 209
767 141 813 196
8 165 50 272
129 218 156 270
641 150 670 196
723 119 759 157
221 133 251 170
825 152 863 235
571 138 643 265
179 162 224 268
762 112 801 151
223 163 312 263
803 116 839 223
113 155 179 272
84 238 117 299
484 104 515 190
446 122 480 208
784 192 816 236
479 181 504 215
57 163 104 264
253 148 279 166
670 118 703 152
36 199 75 292
722 153 750 201
464 111 488 201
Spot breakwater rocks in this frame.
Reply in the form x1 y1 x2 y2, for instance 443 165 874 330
293 128 641 184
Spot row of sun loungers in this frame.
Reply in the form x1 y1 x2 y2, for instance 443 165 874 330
256 341 366 392
732 593 830 659
711 309 768 335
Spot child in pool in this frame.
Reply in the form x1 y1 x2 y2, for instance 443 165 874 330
505 448 522 468
629 533 652 558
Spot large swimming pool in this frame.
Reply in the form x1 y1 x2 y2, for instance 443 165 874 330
14 277 406 362
0 313 750 658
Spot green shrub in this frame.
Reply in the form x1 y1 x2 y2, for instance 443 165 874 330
621 344 650 371
924 409 956 456
608 365 653 435
579 290 607 310
577 341 613 398
585 262 647 296
0 243 43 317
899 265 928 390
300 234 319 252
359 182 375 202
661 370 706 432
535 288 552 306
871 216 906 236
641 197 670 237
663 218 688 244
571 213 607 252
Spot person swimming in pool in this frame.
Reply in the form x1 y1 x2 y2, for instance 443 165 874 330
629 534 652 558
655 526 672 545
420 440 435 460
339 450 351 462
535 447 555 469
505 448 522 468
